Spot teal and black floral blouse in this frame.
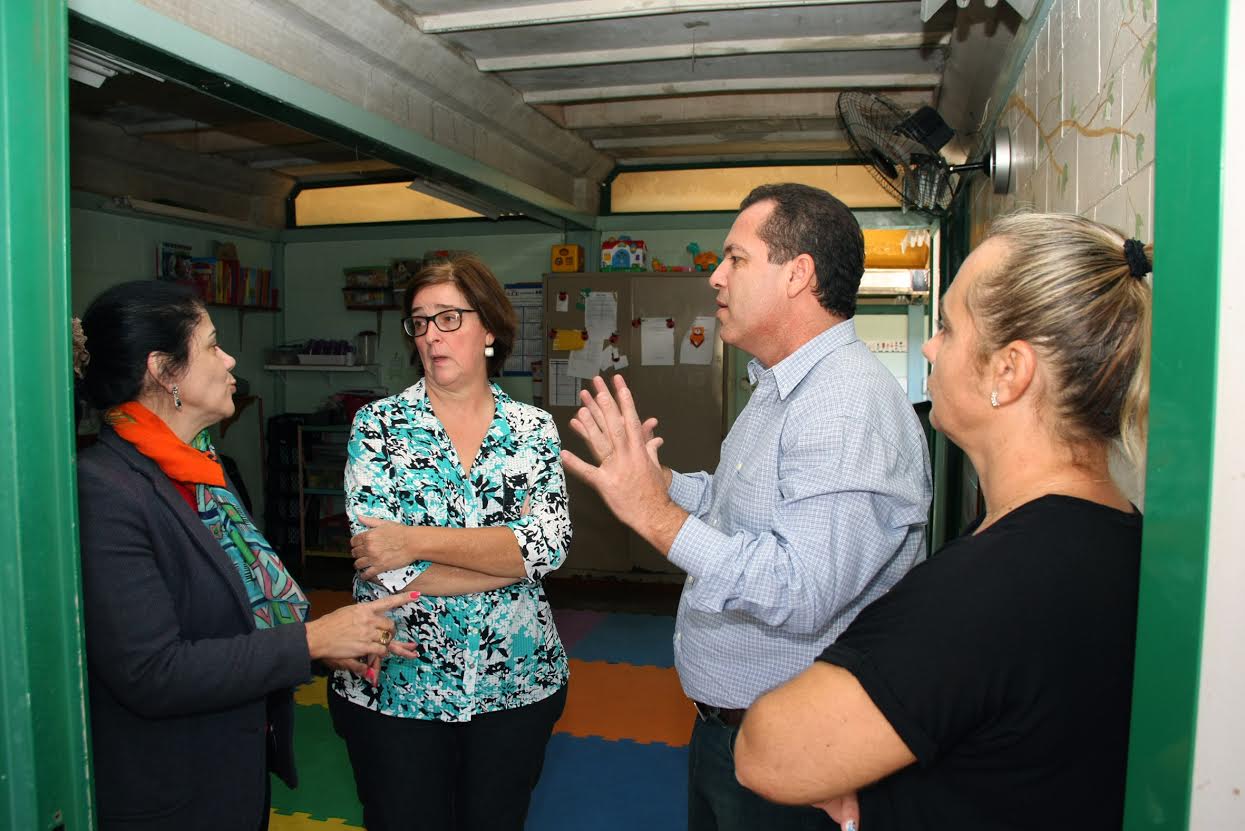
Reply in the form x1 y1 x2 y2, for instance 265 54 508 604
331 379 571 721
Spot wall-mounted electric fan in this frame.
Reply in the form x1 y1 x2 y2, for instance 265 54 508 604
838 91 1012 214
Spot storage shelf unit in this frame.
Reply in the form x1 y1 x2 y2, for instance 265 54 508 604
296 424 352 568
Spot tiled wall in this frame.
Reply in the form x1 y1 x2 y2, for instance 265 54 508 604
968 0 1158 502
970 0 1157 245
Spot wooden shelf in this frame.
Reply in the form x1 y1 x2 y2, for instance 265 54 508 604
345 304 399 311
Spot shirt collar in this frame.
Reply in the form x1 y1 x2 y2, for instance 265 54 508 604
747 318 858 400
401 378 513 445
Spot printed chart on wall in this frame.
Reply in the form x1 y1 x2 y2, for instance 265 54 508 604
504 282 543 375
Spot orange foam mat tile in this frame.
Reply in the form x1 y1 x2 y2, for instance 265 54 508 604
555 658 695 747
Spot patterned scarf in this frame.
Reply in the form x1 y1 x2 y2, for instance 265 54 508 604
106 402 309 628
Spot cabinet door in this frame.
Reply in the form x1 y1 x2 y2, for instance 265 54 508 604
625 273 722 574
544 275 634 573
543 273 724 576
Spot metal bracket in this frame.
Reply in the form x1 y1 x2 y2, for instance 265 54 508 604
922 0 1040 22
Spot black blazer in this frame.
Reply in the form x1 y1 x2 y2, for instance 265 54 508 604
78 427 312 830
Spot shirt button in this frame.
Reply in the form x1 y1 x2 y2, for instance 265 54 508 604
675 632 682 642
686 576 695 586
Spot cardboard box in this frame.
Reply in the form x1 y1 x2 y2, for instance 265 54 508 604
550 244 584 272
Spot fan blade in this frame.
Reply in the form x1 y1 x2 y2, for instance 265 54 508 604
869 149 899 180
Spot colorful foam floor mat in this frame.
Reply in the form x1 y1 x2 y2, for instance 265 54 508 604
271 603 693 830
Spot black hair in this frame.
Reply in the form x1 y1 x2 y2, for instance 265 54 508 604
739 183 865 318
78 280 205 409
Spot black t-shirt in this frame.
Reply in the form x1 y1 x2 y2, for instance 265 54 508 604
818 495 1142 831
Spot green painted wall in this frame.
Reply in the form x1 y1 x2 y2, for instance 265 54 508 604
281 227 564 412
70 198 278 523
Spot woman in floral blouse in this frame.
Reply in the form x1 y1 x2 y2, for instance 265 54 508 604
328 255 572 831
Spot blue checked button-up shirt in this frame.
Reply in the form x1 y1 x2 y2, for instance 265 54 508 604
668 319 931 708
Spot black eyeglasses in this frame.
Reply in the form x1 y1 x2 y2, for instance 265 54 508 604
402 308 478 337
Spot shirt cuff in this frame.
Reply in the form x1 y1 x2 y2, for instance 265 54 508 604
372 559 431 594
509 519 553 581
667 514 731 581
668 471 705 513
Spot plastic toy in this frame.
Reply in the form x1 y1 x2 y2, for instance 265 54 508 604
687 242 720 272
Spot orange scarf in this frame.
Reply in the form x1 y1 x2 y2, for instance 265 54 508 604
105 402 226 487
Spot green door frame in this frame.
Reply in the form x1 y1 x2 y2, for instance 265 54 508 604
0 0 1227 828
1122 1 1224 827
0 1 94 829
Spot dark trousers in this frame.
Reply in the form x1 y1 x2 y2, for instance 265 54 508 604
329 687 567 831
688 713 834 831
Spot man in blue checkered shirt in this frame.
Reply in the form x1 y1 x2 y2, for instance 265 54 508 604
563 183 931 831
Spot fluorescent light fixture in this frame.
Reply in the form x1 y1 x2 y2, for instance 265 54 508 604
406 178 502 220
111 196 264 233
69 41 164 88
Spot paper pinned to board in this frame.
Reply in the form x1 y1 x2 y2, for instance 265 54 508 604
555 290 569 313
567 338 602 379
640 317 675 366
599 346 629 372
552 328 587 351
585 292 617 339
679 315 717 366
548 359 578 407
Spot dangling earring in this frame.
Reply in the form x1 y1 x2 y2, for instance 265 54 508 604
484 344 495 358
990 390 999 409
172 384 183 410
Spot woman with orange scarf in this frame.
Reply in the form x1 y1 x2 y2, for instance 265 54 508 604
75 280 419 831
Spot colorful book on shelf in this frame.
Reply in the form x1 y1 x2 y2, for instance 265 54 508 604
156 242 194 282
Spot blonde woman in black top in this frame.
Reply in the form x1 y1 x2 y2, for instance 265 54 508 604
734 213 1151 831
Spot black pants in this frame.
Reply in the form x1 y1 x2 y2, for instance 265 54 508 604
329 686 567 831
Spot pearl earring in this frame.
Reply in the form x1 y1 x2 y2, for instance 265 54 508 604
172 384 183 410
990 390 999 408
484 345 495 358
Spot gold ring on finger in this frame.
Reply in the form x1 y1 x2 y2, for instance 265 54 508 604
377 629 393 646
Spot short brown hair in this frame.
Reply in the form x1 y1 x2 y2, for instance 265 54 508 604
972 213 1152 462
402 254 516 377
739 183 864 318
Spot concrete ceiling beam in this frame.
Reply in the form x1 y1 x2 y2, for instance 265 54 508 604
72 116 294 196
549 91 934 129
591 129 848 149
127 0 610 214
412 0 910 33
271 0 611 182
524 74 942 104
475 31 951 72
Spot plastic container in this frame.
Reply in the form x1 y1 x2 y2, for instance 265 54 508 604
355 331 378 365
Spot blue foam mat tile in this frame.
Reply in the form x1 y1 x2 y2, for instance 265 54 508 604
566 612 676 668
527 733 688 831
